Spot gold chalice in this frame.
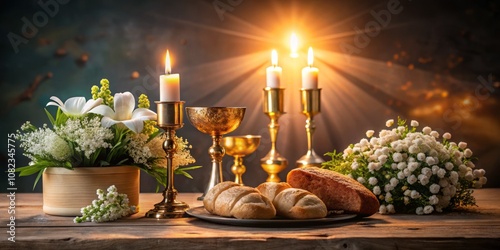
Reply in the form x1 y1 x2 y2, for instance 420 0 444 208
186 107 246 200
221 135 261 185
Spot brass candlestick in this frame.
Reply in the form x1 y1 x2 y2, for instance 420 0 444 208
296 89 324 167
260 88 288 182
186 107 246 200
145 101 189 219
221 135 261 185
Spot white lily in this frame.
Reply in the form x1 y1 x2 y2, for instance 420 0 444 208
90 92 157 133
47 96 103 116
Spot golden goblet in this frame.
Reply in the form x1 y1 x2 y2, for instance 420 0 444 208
221 135 261 185
186 107 246 200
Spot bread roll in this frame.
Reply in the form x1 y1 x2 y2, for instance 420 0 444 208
287 167 379 216
257 182 327 219
203 181 276 219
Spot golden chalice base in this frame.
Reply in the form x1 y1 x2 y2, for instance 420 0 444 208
145 200 189 219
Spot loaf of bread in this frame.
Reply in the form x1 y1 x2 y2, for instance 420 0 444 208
203 181 276 219
257 182 327 219
287 167 379 216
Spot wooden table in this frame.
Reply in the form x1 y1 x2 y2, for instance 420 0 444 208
1 189 500 249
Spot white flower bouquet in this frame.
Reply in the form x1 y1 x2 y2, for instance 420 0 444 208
323 118 487 215
16 79 198 189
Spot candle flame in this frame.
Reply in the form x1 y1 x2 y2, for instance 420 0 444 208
307 47 314 66
290 33 298 58
165 50 171 74
271 49 278 66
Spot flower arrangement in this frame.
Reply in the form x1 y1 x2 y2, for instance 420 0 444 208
323 118 487 215
15 79 198 189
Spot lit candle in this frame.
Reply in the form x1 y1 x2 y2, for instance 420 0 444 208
266 49 282 88
302 47 319 89
159 50 180 102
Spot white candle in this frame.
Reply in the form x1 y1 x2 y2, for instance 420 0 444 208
159 50 180 102
266 49 282 88
302 47 319 89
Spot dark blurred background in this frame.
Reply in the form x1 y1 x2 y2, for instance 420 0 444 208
1 0 499 192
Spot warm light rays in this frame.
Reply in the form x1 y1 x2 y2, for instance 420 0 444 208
160 1 497 183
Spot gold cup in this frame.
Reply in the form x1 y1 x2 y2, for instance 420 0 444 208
296 89 324 167
260 88 288 182
145 101 189 219
221 135 261 185
186 107 246 200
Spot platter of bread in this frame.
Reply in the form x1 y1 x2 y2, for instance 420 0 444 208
186 167 379 227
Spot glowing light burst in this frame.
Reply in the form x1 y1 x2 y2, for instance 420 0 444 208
162 2 496 182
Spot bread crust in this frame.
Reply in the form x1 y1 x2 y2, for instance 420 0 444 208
257 182 327 219
287 167 379 216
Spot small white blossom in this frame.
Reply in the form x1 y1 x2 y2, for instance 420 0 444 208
390 177 399 187
429 184 440 194
397 162 407 170
392 152 403 163
437 168 446 179
357 177 366 184
408 162 419 172
410 190 421 199
419 175 430 186
416 207 424 215
425 156 436 165
443 132 452 140
410 120 419 127
385 192 393 202
464 149 473 158
386 119 394 127
429 195 439 205
378 155 388 164
407 175 417 185
366 130 375 138
467 161 475 169
465 171 474 181
430 131 439 138
379 205 388 214
445 162 454 171
397 171 405 180
423 205 434 214
386 204 395 214
369 177 378 185
417 153 426 161
373 186 381 195
422 126 432 135
458 142 467 149
409 145 419 154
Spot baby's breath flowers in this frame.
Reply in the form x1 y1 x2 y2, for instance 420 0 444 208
15 78 199 189
323 118 487 215
74 185 134 223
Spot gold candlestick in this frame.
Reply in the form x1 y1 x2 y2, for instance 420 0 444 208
296 89 324 167
260 88 288 182
146 101 189 219
186 107 246 200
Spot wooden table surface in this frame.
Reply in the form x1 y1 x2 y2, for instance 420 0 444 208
1 189 500 250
